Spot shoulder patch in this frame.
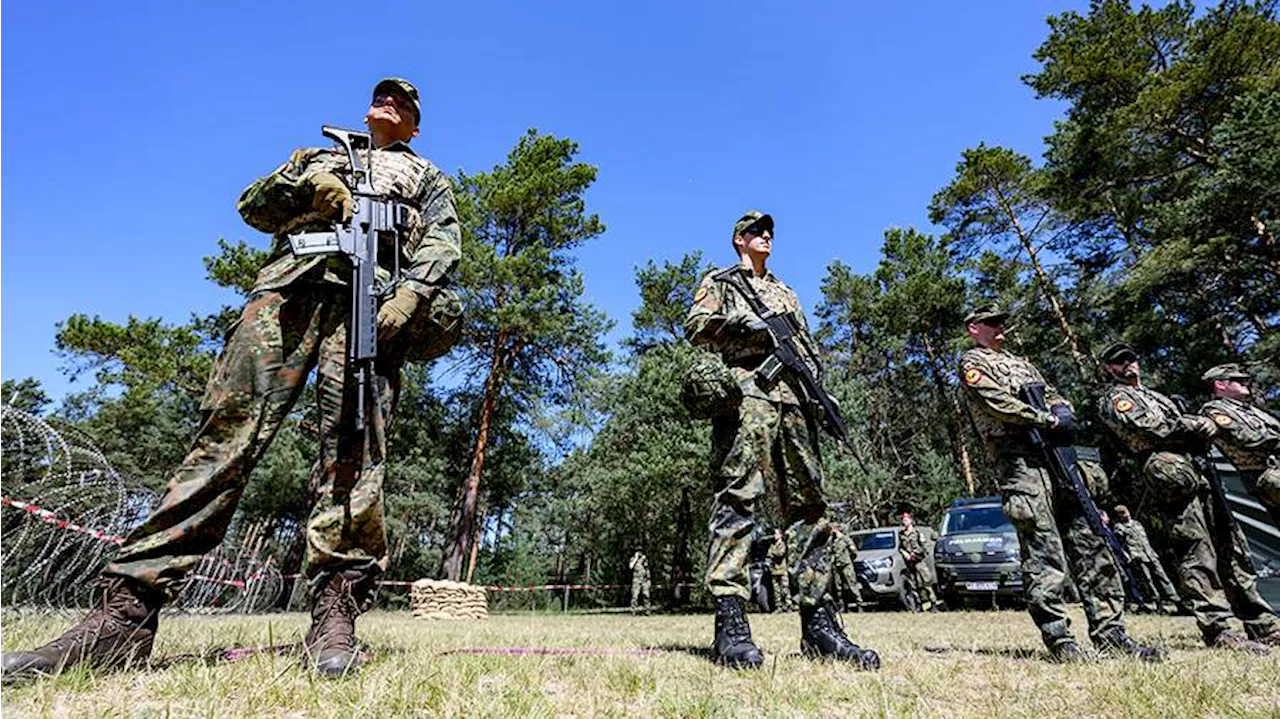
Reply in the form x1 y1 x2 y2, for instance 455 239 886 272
964 368 983 385
1211 413 1233 427
1114 398 1134 413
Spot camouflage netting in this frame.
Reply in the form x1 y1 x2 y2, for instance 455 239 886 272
409 579 488 620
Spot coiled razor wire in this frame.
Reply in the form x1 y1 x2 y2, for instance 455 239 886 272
1 404 285 613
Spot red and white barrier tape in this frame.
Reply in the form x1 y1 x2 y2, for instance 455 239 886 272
0 496 126 545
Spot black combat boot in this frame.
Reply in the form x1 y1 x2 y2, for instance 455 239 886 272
1244 623 1280 648
799 603 880 670
712 596 764 669
304 570 373 678
1 576 162 682
1203 628 1269 654
1048 640 1089 663
1094 628 1165 662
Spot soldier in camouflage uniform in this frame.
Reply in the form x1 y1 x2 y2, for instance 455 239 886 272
629 550 651 612
767 529 795 612
899 511 938 612
830 524 865 612
1199 363 1280 530
1111 505 1181 612
1097 344 1278 652
2 79 463 681
960 307 1160 662
685 210 878 670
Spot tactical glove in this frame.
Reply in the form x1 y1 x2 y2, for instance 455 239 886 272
377 286 420 340
1048 403 1076 444
723 312 769 335
309 172 354 223
1181 415 1219 440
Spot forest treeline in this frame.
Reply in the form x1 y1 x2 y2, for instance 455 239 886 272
4 1 1277 607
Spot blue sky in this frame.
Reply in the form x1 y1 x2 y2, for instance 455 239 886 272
2 1 1081 399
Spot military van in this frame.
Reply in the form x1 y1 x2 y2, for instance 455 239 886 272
933 497 1023 606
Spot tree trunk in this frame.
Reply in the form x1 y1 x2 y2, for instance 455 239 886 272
442 339 506 581
995 192 1091 381
465 501 485 584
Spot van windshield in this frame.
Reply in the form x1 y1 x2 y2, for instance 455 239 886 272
852 531 896 550
942 506 1010 535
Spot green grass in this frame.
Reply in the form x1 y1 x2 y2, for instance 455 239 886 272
2 608 1278 717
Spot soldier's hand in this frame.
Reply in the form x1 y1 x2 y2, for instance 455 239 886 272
724 312 769 335
1181 415 1218 440
309 172 354 223
377 286 420 340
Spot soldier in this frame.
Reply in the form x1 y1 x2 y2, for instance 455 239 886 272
899 511 938 613
629 550 651 612
1111 505 1181 613
1096 343 1279 652
960 307 1160 662
767 529 795 612
1199 363 1280 530
1 78 463 681
685 210 879 670
831 524 865 612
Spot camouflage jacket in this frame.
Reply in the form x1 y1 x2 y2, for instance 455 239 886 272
899 525 927 565
1097 382 1211 501
237 141 460 302
1113 518 1157 563
766 536 789 575
684 265 818 405
629 553 649 582
959 346 1067 457
1201 397 1280 472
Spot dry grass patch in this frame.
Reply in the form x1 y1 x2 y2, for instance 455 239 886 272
2 608 1278 717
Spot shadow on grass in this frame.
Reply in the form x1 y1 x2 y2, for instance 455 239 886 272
654 642 718 663
921 644 1042 660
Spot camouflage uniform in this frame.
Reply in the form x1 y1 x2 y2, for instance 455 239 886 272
104 136 462 596
629 551 651 610
1200 390 1280 531
960 345 1127 650
900 524 938 611
1113 516 1181 606
767 534 794 611
1098 379 1279 641
830 529 864 610
685 263 836 610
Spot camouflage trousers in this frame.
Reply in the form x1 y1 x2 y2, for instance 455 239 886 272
770 571 794 611
1161 492 1277 638
903 563 937 610
997 455 1126 649
105 285 416 596
706 397 834 609
1132 559 1181 606
631 578 651 609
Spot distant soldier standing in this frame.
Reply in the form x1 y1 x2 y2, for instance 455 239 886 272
1097 344 1279 652
2 78 463 681
899 511 938 613
767 529 795 612
1199 363 1280 530
685 210 879 670
960 307 1160 662
1111 505 1181 613
629 550 651 612
831 524 865 612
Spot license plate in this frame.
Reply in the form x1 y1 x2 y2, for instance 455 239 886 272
966 582 998 592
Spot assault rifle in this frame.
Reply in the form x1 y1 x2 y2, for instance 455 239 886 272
1020 383 1147 608
287 127 409 430
714 266 849 444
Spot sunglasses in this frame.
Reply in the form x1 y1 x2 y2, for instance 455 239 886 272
372 93 414 113
743 225 772 237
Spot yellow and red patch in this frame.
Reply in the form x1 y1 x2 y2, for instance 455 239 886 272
964 368 983 385
1114 398 1135 413
1211 413 1233 427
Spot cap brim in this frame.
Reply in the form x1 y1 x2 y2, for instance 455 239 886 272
1105 352 1138 364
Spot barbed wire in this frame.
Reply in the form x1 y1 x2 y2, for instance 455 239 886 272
1 404 283 613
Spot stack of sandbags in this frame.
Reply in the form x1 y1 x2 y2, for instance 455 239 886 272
410 579 489 620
